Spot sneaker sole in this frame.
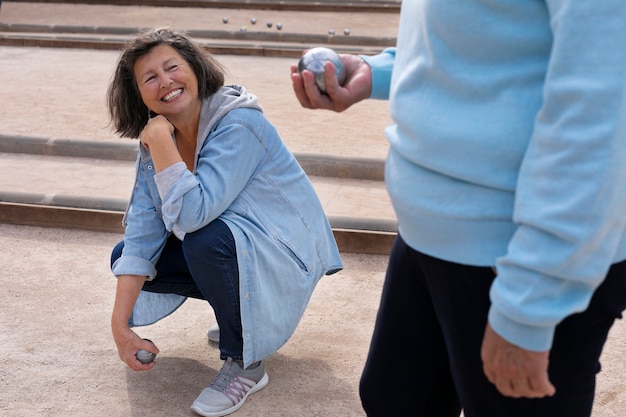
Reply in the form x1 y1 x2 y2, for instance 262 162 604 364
190 372 270 417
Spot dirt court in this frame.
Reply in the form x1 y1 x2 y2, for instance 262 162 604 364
1 225 625 417
0 224 388 416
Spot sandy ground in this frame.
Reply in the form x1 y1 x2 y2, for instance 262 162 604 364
1 225 625 417
0 224 387 417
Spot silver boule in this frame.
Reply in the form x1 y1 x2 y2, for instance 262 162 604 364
297 47 347 93
276 23 283 30
222 17 229 24
136 338 156 364
344 28 351 36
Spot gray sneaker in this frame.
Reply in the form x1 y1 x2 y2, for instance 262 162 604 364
191 358 269 417
207 324 220 344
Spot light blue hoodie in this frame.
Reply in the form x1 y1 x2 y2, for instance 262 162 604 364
363 0 626 351
112 85 343 366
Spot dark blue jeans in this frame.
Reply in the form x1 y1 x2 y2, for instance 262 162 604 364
111 219 244 362
359 235 626 417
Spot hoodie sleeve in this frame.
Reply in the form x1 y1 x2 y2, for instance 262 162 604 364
489 0 626 352
361 48 396 100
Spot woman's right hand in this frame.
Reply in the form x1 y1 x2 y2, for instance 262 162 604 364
139 115 175 152
111 324 159 371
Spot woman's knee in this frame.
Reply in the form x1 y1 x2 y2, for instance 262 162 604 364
110 241 124 268
183 219 236 260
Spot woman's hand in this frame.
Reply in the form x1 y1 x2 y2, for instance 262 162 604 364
111 325 159 371
139 114 175 152
138 115 182 172
290 53 372 112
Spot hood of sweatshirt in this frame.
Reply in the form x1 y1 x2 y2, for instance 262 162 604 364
195 84 263 150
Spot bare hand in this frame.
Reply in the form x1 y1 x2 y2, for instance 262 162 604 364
111 325 159 371
290 53 372 112
139 114 174 151
481 324 556 398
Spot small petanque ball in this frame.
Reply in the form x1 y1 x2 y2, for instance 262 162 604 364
136 339 156 364
240 26 247 32
222 17 229 24
276 23 283 30
297 47 346 93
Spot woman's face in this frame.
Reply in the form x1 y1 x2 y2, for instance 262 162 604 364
133 44 199 118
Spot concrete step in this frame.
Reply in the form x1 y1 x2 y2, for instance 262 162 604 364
0 135 397 254
0 27 391 57
4 0 402 13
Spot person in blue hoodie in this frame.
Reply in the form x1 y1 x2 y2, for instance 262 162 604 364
107 28 342 417
292 1 626 416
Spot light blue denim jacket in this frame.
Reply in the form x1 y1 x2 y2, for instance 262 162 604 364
112 85 343 366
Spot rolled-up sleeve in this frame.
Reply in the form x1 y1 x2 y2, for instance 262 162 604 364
154 161 197 232
112 156 169 280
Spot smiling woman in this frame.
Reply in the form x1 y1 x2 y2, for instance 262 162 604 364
106 28 343 417
108 29 225 140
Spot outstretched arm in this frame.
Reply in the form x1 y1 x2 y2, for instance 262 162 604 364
111 274 160 371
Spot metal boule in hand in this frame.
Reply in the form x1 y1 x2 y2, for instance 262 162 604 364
297 47 346 93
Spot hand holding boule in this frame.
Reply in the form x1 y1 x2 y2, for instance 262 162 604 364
297 47 346 93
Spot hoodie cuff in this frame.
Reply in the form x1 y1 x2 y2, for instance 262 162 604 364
360 47 395 100
488 306 555 352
